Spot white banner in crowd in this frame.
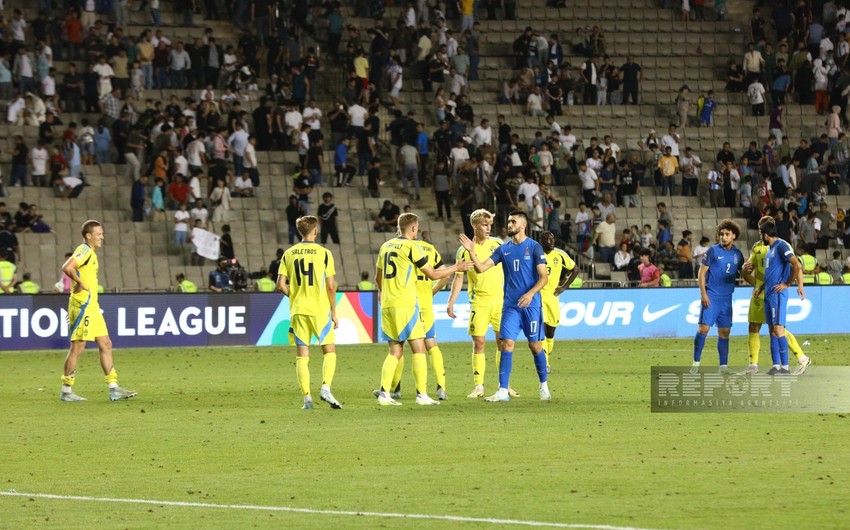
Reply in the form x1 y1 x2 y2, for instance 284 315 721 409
193 229 220 261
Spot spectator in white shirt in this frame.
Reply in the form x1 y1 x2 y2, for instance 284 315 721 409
243 135 259 187
470 118 492 148
29 140 49 187
449 139 470 177
348 102 367 129
174 146 189 178
302 100 322 132
660 124 681 156
190 198 209 228
527 86 546 117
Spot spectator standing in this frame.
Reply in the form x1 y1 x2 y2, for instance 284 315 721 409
657 146 679 196
621 55 642 105
748 77 766 116
174 203 191 244
398 139 421 200
30 140 49 187
638 248 661 287
131 175 148 222
317 192 340 244
679 147 701 196
592 214 617 264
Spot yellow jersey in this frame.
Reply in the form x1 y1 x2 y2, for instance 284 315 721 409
70 243 99 307
542 248 576 296
455 237 504 305
748 240 768 299
377 237 428 308
416 240 444 312
280 242 336 317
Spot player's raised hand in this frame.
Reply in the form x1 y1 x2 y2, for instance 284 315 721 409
458 233 474 251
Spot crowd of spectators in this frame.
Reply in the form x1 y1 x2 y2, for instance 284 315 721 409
2 0 850 290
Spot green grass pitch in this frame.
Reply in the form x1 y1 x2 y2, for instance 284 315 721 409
1 336 849 529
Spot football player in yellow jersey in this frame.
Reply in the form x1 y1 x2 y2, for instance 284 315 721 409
378 239 451 400
447 209 508 398
278 215 342 410
539 232 579 372
60 220 136 402
375 213 470 406
740 215 811 375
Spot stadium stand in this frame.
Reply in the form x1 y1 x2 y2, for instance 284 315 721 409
0 0 848 292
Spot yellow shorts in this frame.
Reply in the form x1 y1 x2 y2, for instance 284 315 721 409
381 304 425 343
748 295 765 325
468 302 502 337
420 306 436 339
68 299 108 342
542 294 560 327
291 314 335 346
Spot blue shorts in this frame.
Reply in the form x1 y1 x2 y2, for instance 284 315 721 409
699 296 733 329
499 305 545 343
764 290 788 327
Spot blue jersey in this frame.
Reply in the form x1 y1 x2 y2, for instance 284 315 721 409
702 244 744 298
763 238 794 290
490 238 547 308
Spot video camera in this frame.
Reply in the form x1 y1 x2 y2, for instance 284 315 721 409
222 258 249 291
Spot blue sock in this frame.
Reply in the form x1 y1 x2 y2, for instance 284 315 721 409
533 350 548 383
498 351 513 389
778 336 789 366
718 338 729 366
693 333 707 362
770 335 780 365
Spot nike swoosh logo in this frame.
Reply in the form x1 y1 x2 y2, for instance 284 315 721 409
643 304 681 323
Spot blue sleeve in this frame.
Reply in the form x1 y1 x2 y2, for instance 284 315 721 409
490 244 504 265
778 240 794 262
703 246 715 267
532 242 547 266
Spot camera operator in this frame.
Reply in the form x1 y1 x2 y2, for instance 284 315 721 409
209 259 233 292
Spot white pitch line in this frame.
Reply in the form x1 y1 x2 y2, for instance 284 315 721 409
0 491 662 530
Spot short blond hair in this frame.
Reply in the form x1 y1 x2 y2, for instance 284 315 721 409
397 212 419 233
469 209 494 227
296 215 318 236
81 219 102 239
757 215 774 228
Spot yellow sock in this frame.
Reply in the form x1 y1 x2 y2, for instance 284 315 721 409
322 351 337 387
104 368 118 385
61 374 75 387
472 352 486 386
545 337 554 368
429 346 446 389
380 354 400 393
785 331 804 360
412 353 428 395
296 356 311 396
392 355 404 392
748 333 760 365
